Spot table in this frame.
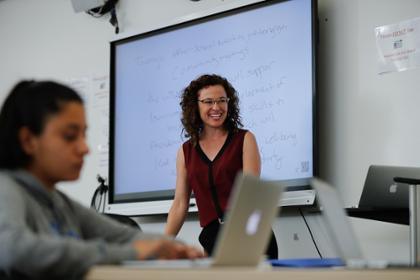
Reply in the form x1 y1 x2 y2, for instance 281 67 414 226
85 265 420 280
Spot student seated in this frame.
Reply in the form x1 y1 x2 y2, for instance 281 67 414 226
0 81 203 279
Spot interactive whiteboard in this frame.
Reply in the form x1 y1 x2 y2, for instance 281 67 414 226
108 0 317 215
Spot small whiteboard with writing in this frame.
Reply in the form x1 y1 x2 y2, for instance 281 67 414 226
110 0 315 208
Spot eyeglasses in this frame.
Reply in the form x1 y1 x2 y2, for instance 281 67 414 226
197 97 230 106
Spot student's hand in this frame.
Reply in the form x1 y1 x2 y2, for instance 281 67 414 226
133 239 205 260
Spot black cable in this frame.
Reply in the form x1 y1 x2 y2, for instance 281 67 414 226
90 188 100 209
298 207 323 258
109 7 119 34
102 192 107 213
98 192 103 212
91 175 109 212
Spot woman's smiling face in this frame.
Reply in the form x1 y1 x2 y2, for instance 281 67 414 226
197 85 229 130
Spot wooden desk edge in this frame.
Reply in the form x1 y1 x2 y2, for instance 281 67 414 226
85 265 420 280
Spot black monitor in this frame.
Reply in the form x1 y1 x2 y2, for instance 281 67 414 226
108 0 318 215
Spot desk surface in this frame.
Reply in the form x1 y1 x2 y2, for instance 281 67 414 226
85 265 420 280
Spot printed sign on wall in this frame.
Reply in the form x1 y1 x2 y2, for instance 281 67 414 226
375 17 420 74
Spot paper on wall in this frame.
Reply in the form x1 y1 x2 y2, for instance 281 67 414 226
375 17 420 74
65 75 110 170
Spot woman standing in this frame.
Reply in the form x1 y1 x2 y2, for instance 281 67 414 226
165 74 277 258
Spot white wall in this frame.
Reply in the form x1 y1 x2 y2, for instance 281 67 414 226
317 0 420 262
1 0 419 262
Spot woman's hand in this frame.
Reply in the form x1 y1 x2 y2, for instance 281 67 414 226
133 239 205 260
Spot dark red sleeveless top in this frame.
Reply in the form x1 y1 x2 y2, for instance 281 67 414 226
183 129 247 227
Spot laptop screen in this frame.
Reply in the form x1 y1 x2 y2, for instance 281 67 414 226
359 165 420 209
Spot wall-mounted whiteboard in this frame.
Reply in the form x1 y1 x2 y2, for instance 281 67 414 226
108 0 317 215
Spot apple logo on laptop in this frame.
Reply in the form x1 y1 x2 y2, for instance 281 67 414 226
389 183 398 193
246 209 262 235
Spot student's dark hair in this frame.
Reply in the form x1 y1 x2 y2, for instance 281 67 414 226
0 80 83 169
180 74 242 146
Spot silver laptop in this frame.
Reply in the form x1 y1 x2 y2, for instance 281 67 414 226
124 173 283 268
359 165 420 209
312 178 410 267
312 178 364 262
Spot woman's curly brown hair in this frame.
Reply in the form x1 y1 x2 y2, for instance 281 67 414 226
180 74 243 146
